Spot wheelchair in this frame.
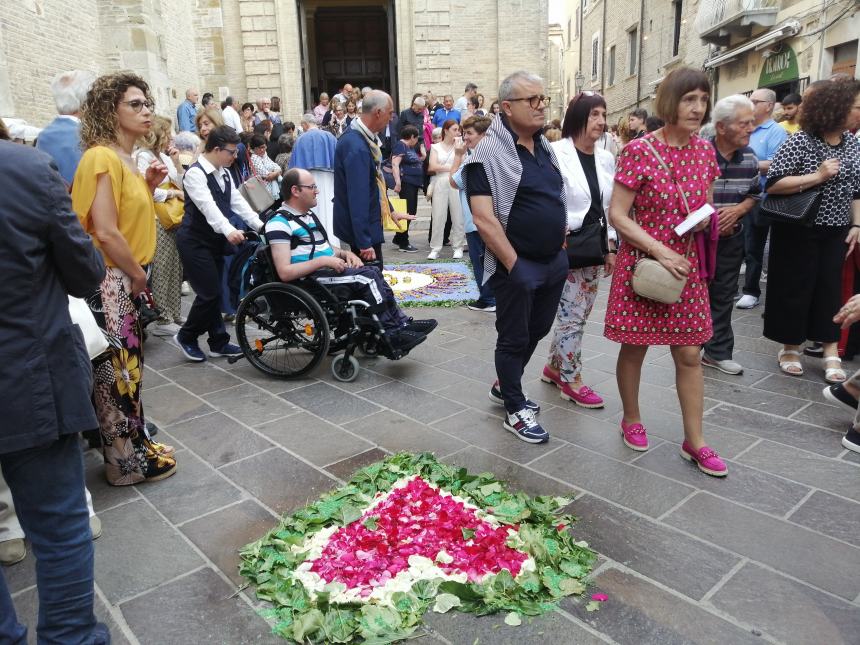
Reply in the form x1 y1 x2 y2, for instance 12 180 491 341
228 236 409 383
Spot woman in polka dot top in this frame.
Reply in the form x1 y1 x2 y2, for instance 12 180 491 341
763 79 860 384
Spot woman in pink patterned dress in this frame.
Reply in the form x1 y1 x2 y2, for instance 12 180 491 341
605 68 727 477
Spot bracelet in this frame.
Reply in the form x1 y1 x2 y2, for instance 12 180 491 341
606 250 617 254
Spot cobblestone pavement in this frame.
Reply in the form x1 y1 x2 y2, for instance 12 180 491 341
8 253 860 644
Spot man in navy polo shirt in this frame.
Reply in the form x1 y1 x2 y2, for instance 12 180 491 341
737 87 787 310
465 71 567 444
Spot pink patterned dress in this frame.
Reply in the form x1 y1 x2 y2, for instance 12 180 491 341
604 134 720 346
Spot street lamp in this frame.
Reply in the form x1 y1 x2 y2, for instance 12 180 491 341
574 71 584 96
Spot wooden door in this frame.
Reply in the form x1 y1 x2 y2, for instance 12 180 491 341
314 7 390 97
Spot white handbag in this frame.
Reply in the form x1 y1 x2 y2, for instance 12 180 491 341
68 296 109 360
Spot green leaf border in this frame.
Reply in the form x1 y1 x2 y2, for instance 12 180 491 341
240 452 596 643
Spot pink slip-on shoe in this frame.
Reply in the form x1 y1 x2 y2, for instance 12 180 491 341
540 366 605 409
681 441 728 477
620 420 649 451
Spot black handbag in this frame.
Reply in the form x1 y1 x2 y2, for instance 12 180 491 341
566 213 609 269
760 188 822 226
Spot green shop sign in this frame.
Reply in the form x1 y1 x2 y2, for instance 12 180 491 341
759 44 798 87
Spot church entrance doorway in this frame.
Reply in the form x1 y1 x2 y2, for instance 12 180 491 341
297 0 398 111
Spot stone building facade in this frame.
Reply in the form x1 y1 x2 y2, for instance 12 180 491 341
1 0 550 128
560 0 859 126
561 0 713 126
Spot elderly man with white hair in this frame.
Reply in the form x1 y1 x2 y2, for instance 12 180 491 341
35 69 96 185
701 95 761 375
289 113 339 245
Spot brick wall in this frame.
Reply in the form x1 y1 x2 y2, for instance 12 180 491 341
1 0 102 125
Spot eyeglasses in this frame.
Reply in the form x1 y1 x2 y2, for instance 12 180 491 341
221 147 239 156
297 184 319 191
120 99 154 113
750 99 772 105
507 95 551 109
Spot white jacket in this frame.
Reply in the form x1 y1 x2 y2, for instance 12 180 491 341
551 137 616 241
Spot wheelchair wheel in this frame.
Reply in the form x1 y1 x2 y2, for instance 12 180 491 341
331 354 359 382
235 283 329 378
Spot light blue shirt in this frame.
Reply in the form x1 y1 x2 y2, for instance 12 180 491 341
451 165 476 233
432 108 461 127
750 118 787 191
176 100 197 132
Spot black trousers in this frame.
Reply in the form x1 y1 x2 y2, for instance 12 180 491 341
490 251 568 413
704 226 746 360
393 182 420 247
763 223 847 345
742 203 769 298
176 231 230 350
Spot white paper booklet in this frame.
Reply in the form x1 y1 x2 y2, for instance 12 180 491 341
674 203 715 236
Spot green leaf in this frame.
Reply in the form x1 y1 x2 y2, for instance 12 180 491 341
559 577 585 596
411 578 441 600
433 592 463 613
479 482 503 496
322 607 357 643
358 605 403 639
504 611 522 626
541 567 567 598
586 600 602 612
363 516 379 531
438 580 483 602
461 527 476 540
560 559 588 578
515 570 541 593
339 504 363 525
291 608 324 642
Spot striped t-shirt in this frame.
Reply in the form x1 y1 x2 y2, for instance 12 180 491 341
264 209 334 263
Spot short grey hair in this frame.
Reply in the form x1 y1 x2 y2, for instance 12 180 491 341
698 122 716 139
50 70 96 115
319 92 329 100
754 88 777 103
174 131 200 152
498 71 544 102
361 86 372 96
300 112 318 126
361 90 391 114
712 94 754 124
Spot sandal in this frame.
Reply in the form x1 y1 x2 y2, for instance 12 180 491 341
777 349 803 377
824 356 847 384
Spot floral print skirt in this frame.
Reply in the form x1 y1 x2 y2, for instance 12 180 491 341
88 267 156 485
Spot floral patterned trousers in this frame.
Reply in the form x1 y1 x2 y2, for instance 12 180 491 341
89 267 149 485
547 266 601 383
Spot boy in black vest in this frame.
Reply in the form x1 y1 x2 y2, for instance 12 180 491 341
174 126 264 361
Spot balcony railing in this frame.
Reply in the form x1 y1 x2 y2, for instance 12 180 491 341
695 0 780 45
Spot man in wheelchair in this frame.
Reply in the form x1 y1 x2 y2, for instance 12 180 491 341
265 168 437 355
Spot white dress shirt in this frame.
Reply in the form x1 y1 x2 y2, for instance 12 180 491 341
135 149 181 203
182 155 263 236
222 105 244 133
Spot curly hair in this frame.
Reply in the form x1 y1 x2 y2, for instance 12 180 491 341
799 79 860 138
80 72 152 149
140 115 173 154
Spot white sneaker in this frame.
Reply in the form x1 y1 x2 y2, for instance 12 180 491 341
452 248 464 259
702 354 743 375
735 295 759 309
427 249 440 260
181 281 191 296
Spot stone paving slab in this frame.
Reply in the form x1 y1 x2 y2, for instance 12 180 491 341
8 275 860 645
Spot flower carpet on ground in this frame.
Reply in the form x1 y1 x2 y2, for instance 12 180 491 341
382 262 478 306
240 452 596 643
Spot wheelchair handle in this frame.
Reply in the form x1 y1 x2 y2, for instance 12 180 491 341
243 230 261 242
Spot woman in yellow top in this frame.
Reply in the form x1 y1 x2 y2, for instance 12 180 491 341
72 72 176 486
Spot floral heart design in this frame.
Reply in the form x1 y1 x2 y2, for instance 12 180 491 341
302 476 529 597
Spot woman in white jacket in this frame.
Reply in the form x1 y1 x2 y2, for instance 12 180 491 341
541 92 616 408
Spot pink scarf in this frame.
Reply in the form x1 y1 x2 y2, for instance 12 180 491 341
694 215 719 281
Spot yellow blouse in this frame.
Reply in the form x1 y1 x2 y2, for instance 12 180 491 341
72 146 156 266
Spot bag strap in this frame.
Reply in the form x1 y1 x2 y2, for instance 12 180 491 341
640 136 693 216
632 136 694 261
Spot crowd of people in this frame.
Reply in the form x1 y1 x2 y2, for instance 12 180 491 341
1 64 859 643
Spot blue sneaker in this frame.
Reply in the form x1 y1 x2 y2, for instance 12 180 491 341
173 334 206 362
503 408 549 444
208 342 243 358
489 380 540 414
